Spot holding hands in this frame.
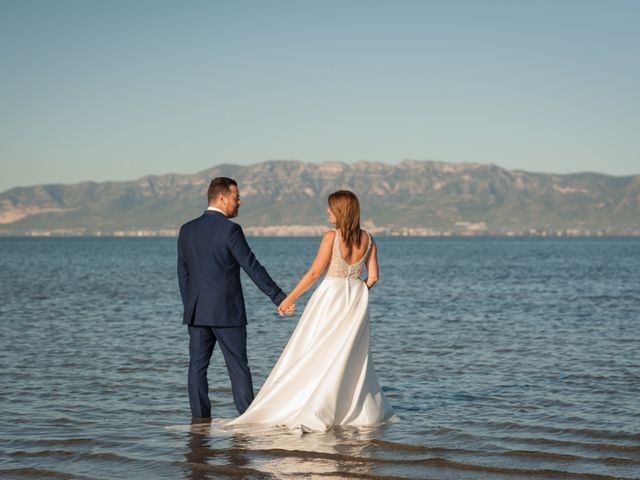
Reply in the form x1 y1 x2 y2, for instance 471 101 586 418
278 296 296 316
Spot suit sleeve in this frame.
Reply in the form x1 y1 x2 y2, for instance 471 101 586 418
228 223 286 306
177 226 189 306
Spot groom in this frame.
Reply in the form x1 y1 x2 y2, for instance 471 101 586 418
177 177 294 419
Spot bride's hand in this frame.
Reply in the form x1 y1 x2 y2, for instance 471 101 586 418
278 297 296 316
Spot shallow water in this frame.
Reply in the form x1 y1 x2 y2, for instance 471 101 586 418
1 236 639 479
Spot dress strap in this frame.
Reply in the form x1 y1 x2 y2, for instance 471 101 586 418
333 228 340 250
362 230 373 263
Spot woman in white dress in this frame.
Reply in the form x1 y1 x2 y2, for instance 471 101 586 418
227 190 395 431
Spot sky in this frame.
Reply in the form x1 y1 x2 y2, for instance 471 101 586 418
1 0 639 193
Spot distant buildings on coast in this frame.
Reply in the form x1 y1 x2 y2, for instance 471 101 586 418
2 225 639 237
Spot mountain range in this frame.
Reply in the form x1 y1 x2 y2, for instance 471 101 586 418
1 160 638 236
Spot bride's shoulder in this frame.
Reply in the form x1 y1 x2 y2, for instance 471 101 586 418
316 230 337 255
322 230 337 241
319 230 337 248
361 229 375 248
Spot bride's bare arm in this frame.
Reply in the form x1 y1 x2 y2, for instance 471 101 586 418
364 238 378 289
278 231 335 314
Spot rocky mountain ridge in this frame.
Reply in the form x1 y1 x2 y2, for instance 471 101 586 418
1 160 638 236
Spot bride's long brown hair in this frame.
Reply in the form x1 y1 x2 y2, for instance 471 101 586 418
328 190 362 258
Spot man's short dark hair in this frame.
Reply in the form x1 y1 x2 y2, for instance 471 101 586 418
208 177 238 203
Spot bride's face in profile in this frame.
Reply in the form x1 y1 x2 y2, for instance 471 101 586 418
327 207 337 225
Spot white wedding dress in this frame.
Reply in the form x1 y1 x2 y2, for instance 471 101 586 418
227 229 396 431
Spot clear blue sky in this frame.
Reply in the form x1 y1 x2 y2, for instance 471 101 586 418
1 0 638 193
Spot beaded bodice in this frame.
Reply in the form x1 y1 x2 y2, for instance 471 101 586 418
325 229 372 279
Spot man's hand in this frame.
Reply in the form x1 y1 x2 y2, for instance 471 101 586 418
277 297 296 316
278 304 295 316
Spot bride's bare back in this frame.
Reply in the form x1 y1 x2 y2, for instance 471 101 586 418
337 229 370 265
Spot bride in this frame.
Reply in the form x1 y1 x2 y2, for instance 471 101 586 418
227 190 396 431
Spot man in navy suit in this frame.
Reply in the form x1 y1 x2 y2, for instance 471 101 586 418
177 177 294 419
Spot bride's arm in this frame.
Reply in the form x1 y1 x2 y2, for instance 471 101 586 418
364 238 378 289
278 231 335 314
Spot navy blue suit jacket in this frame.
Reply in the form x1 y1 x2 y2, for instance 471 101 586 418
177 210 286 327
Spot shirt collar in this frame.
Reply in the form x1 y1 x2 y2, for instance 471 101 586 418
206 206 226 216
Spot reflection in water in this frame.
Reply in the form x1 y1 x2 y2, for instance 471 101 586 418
241 425 380 478
185 420 214 480
184 419 262 479
182 419 392 478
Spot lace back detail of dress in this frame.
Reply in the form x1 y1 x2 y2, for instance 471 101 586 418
325 229 372 279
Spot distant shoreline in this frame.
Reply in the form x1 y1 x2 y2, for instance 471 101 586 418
1 230 639 238
1 223 639 238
